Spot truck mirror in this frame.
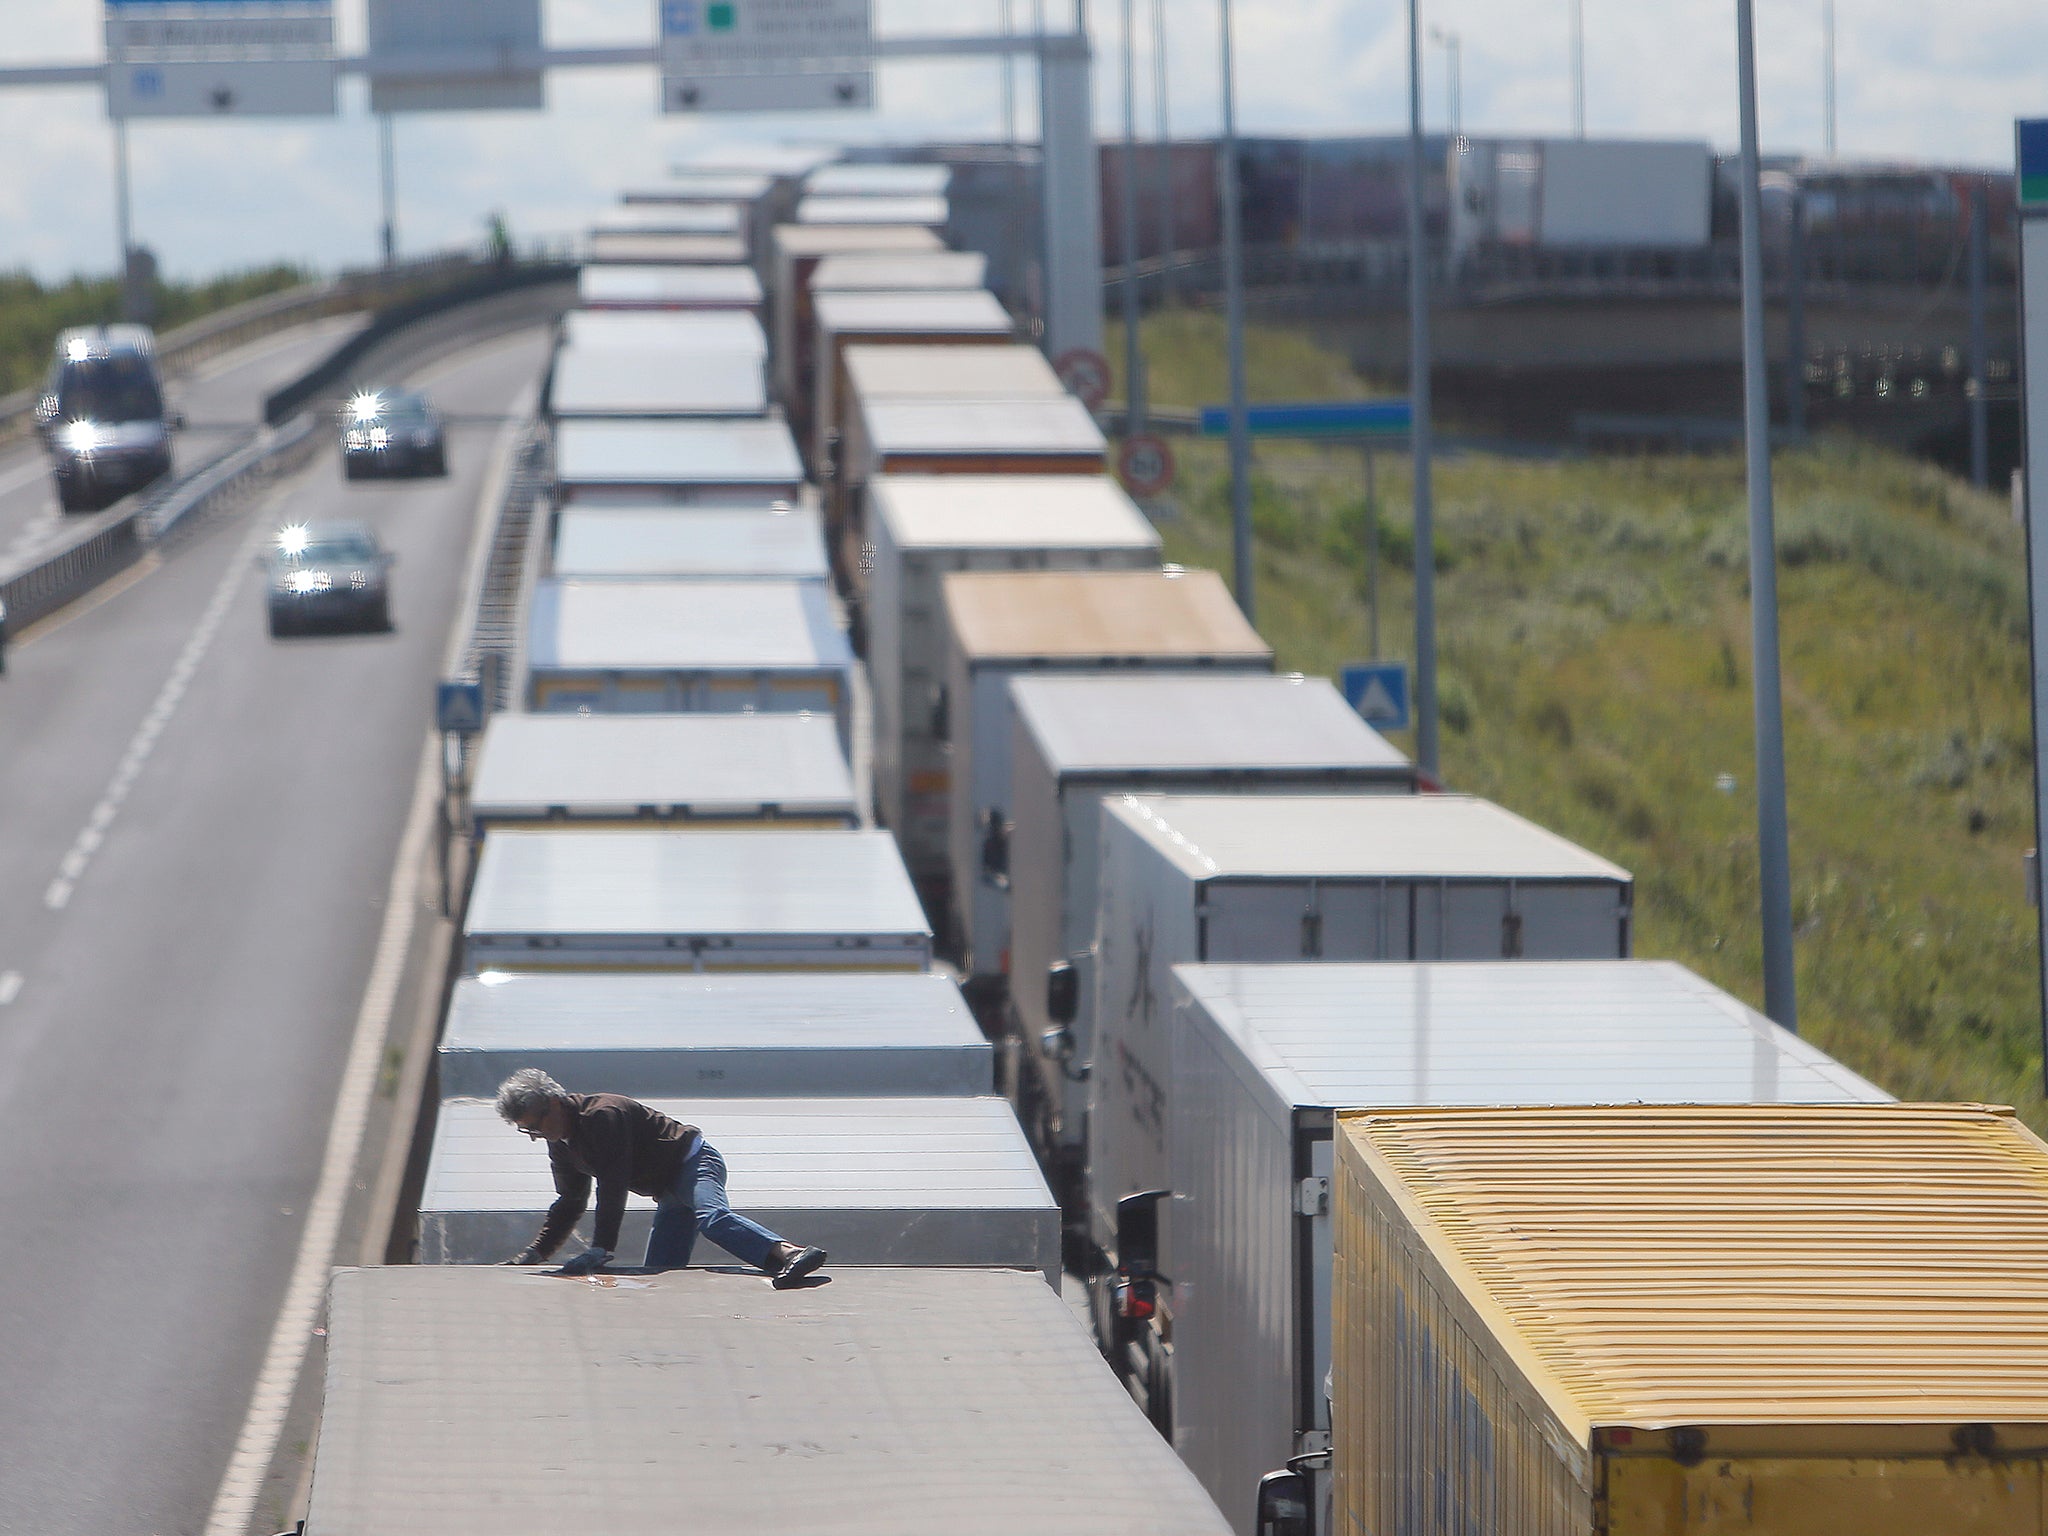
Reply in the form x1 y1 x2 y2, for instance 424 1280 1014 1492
1046 959 1078 1025
1255 1470 1312 1536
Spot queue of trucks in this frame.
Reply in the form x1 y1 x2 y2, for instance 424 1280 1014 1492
292 150 2048 1536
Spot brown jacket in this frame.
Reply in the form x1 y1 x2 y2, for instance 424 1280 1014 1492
533 1093 701 1257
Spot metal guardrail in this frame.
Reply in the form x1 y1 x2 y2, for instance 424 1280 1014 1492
453 427 550 713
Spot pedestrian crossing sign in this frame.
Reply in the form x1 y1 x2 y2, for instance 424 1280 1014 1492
1341 662 1409 731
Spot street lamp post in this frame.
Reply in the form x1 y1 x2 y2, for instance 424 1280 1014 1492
1822 0 1837 158
1406 0 1439 777
1152 0 1174 306
1428 26 1462 142
1120 0 1146 436
1570 0 1585 137
1218 0 1254 622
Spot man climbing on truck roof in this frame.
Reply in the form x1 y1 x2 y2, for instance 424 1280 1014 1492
495 1068 828 1287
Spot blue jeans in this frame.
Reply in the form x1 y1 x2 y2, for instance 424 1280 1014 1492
644 1138 786 1271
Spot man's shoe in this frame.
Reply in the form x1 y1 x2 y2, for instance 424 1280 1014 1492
770 1246 828 1289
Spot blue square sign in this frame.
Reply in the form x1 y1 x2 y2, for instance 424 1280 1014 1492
1341 662 1409 732
436 680 487 735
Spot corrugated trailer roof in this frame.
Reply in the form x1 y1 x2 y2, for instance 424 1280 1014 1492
468 714 854 825
576 263 763 309
844 342 1063 400
770 223 944 261
797 194 950 227
1014 673 1410 776
552 506 828 582
1339 1102 2048 1431
943 569 1269 661
552 419 802 495
1110 792 1631 881
527 579 847 671
870 474 1160 550
1178 961 1890 1110
550 347 767 418
585 231 750 265
805 162 954 196
862 397 1108 460
418 1096 1056 1276
465 829 926 943
814 287 1013 338
438 972 986 1099
812 250 989 292
593 201 746 236
310 1267 1235 1535
561 308 767 355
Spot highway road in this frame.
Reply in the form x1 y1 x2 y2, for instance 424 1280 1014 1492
0 323 550 1535
0 313 367 579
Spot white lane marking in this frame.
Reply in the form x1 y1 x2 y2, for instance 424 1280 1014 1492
200 735 439 1536
43 516 269 912
0 972 21 1007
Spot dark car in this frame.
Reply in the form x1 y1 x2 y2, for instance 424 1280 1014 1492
340 389 447 479
264 520 395 636
37 325 177 512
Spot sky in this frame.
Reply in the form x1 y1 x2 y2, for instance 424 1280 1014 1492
0 0 2041 282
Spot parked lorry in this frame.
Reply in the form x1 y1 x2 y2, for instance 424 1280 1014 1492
436 970 991 1100
1305 1102 2048 1536
1449 136 1713 256
1152 961 1889 1536
461 828 931 974
768 222 943 430
810 249 989 296
561 308 768 361
418 1094 1058 1281
1002 672 1414 1192
550 418 804 505
866 475 1162 912
808 288 1015 472
552 505 830 585
307 1266 1236 1535
548 343 767 420
577 262 764 313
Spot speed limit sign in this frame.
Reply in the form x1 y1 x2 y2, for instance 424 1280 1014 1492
1054 347 1112 411
1118 434 1176 498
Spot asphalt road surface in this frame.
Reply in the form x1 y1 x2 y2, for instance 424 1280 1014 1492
0 324 550 1535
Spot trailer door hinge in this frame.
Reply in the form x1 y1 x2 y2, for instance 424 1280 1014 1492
1297 1176 1329 1217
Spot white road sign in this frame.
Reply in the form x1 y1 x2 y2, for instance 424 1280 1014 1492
105 0 337 119
366 0 544 113
659 0 874 115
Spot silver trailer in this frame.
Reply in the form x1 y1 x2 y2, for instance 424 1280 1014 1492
805 162 953 197
1087 793 1635 1246
867 476 1162 901
623 172 775 204
768 223 944 414
561 308 768 358
1004 674 1414 1170
462 828 930 974
796 194 951 229
437 970 989 1099
941 572 1272 988
592 201 747 238
550 419 803 505
524 579 851 747
810 249 989 294
418 1095 1057 1281
841 341 1064 406
577 262 764 312
549 346 767 420
585 230 750 266
552 505 828 584
467 714 857 837
1160 961 1890 1536
808 288 1015 472
308 1266 1236 1536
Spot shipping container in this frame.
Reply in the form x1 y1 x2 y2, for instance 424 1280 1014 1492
805 162 954 198
552 505 828 584
575 262 764 312
1449 137 1713 256
523 578 852 745
768 223 946 421
1004 674 1413 1173
1330 1103 2048 1536
592 201 747 238
1166 963 1890 1536
866 476 1162 902
418 1095 1055 1279
561 307 769 358
466 714 856 838
942 572 1272 987
1088 793 1634 1245
437 970 988 1099
549 345 767 419
551 418 803 505
308 1266 1236 1535
810 249 989 294
461 828 930 974
585 230 751 266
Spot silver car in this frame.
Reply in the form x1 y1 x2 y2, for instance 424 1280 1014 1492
264 520 394 637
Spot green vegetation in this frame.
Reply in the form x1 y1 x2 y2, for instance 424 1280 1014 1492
0 263 309 395
1112 310 2044 1128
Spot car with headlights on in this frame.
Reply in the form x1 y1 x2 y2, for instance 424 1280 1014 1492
36 325 178 512
340 389 447 479
264 520 395 636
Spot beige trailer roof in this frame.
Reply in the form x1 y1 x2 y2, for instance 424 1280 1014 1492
586 231 750 265
943 569 1268 661
812 251 989 292
1341 1102 2048 1433
814 289 1013 339
797 194 950 227
771 224 944 260
870 475 1160 550
844 343 1063 402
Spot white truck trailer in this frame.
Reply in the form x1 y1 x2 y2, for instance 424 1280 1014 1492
552 505 829 584
575 263 764 313
418 1095 1058 1281
808 288 1015 472
307 1266 1236 1536
768 223 944 420
548 345 767 420
550 418 803 505
584 230 750 265
804 162 953 197
866 475 1162 906
461 828 930 974
1156 960 1890 1536
810 248 988 295
466 714 857 839
796 194 950 229
560 307 768 359
437 971 989 1100
941 572 1272 995
1003 673 1414 1183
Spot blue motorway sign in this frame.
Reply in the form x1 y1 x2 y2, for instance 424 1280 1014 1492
1198 400 1412 439
2022 120 2048 209
436 680 487 735
1341 662 1410 732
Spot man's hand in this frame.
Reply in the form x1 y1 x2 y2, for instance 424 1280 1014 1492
555 1247 613 1277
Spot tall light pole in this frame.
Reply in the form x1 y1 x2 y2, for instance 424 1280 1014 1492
1407 0 1438 776
999 0 1016 144
1152 0 1173 304
1736 0 1799 1031
378 114 398 266
1429 26 1462 142
1570 0 1585 137
1821 0 1836 157
1119 0 1145 434
1218 0 1254 622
